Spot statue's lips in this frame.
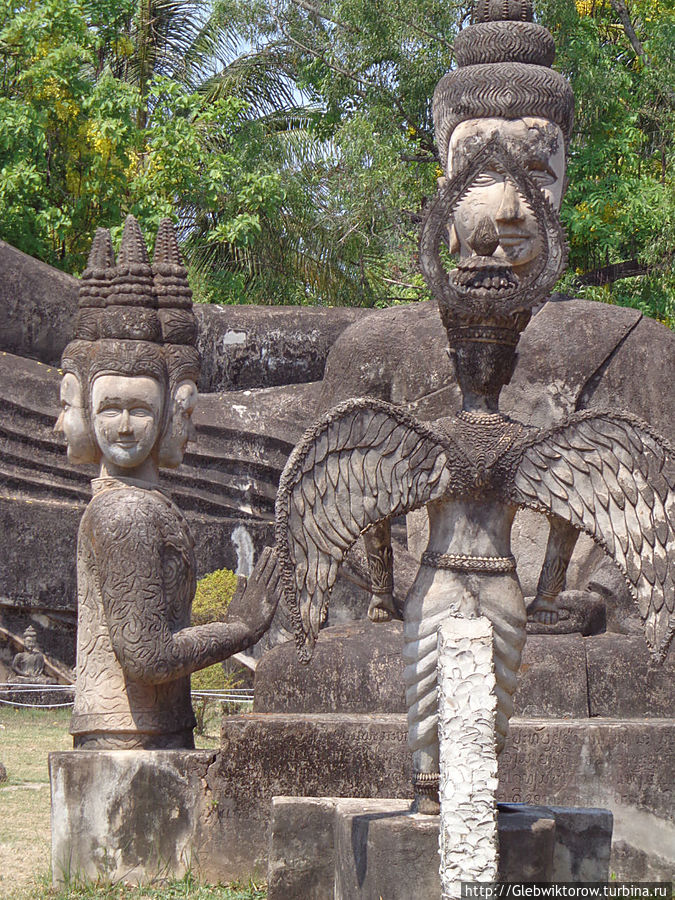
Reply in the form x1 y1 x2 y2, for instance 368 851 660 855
498 232 531 247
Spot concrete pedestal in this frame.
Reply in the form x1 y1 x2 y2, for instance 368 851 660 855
50 717 669 884
49 750 221 885
267 797 613 900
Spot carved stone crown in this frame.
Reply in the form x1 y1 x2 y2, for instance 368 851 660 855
66 216 200 392
432 0 574 169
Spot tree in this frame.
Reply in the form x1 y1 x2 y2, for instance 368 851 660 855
0 0 290 296
226 0 674 320
544 0 675 325
1 0 672 318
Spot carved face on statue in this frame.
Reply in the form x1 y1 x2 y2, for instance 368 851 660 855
55 373 98 464
447 117 566 275
159 380 199 468
91 375 163 472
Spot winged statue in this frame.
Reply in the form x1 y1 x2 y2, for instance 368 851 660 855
275 398 675 803
274 12 674 815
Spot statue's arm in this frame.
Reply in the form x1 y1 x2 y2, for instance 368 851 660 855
91 499 278 683
527 515 579 625
363 519 398 622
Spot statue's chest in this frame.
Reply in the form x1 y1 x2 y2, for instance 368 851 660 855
436 415 529 493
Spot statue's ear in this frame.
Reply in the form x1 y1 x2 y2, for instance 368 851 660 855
448 222 460 255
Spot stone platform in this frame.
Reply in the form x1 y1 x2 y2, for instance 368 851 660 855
215 713 673 881
49 746 613 891
267 797 612 899
51 712 668 886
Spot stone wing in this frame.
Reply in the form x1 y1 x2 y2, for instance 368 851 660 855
275 398 457 661
510 411 675 661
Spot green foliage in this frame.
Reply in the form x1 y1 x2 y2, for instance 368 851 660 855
190 566 241 735
540 0 675 325
191 567 238 626
0 0 671 319
0 0 287 282
229 0 674 319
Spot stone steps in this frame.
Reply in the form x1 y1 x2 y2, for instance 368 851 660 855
0 403 285 520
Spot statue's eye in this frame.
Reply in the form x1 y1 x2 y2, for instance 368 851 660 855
473 170 501 186
131 407 152 418
528 168 555 186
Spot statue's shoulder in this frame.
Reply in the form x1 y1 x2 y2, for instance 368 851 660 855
81 481 169 546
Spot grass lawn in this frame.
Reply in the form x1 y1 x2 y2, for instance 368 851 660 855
0 705 264 900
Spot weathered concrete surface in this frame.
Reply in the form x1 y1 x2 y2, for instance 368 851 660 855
195 304 371 392
0 241 79 365
0 234 370 385
267 796 340 900
514 634 589 718
585 634 675 718
549 806 614 881
268 798 610 899
254 627 671 722
498 718 675 880
48 719 666 884
49 750 220 884
335 801 442 900
497 804 556 883
215 713 411 879
254 621 406 714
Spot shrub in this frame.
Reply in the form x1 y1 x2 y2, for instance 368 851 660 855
191 567 242 734
192 568 238 626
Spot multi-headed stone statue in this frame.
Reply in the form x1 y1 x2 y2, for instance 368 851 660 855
56 216 279 749
275 0 674 812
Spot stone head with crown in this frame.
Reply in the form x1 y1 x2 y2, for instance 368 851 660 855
420 0 574 412
54 216 200 482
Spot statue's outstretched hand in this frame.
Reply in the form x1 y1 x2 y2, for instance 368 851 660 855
225 546 282 645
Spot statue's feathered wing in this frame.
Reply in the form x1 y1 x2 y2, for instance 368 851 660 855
274 398 460 661
509 410 675 660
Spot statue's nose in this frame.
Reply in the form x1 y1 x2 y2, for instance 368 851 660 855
496 180 524 222
119 409 132 433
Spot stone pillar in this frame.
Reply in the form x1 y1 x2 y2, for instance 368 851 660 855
437 616 499 898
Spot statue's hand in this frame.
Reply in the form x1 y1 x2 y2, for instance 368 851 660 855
526 594 559 626
367 592 402 623
225 546 281 643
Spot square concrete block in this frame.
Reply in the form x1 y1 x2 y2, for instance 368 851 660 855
497 804 556 882
334 800 441 900
548 806 613 881
268 797 339 900
49 750 217 885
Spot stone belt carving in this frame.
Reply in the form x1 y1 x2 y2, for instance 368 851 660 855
421 551 517 573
